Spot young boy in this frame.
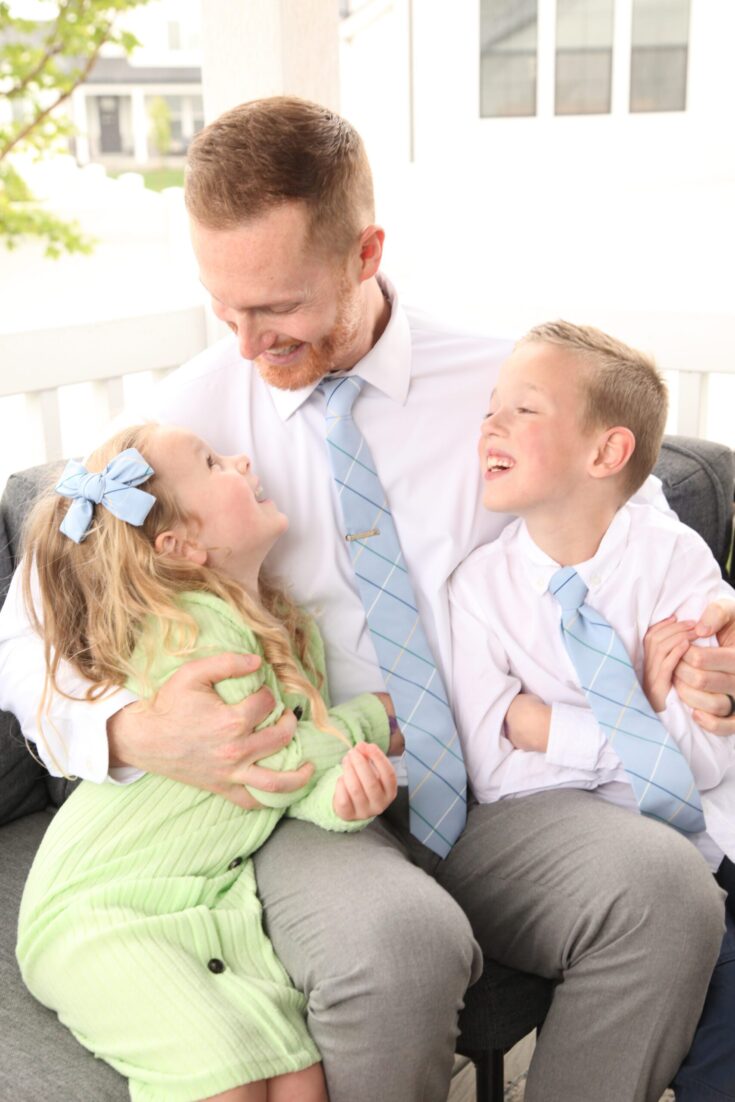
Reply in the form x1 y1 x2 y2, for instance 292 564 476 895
448 321 735 1102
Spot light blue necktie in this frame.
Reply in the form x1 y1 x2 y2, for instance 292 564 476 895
319 375 467 857
550 566 706 835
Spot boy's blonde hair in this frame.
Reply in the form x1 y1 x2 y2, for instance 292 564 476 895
521 320 668 495
22 424 337 771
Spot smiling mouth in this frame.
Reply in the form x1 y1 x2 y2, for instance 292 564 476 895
486 454 514 473
261 342 304 362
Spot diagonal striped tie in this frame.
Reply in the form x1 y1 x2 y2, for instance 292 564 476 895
318 375 467 857
550 566 706 835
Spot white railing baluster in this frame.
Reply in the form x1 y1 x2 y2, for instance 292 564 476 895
26 389 64 464
676 371 709 439
89 378 125 425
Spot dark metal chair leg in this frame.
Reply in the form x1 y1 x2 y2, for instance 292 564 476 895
473 1049 505 1102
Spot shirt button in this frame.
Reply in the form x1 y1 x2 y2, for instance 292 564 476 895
227 856 243 870
589 573 602 588
207 958 226 974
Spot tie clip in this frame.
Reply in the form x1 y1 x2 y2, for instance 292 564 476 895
345 528 380 542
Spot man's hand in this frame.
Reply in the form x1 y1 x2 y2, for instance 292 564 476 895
107 653 314 808
642 616 697 713
504 692 551 752
332 742 398 821
673 599 735 735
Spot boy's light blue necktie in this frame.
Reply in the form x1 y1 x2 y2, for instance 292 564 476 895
318 375 467 857
550 565 706 835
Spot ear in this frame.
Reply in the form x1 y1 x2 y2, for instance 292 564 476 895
588 427 636 481
357 224 385 282
154 529 208 566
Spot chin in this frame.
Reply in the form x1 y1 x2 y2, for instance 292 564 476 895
256 348 332 392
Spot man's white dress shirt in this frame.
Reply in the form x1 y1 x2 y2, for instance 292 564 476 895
0 280 516 781
448 501 735 869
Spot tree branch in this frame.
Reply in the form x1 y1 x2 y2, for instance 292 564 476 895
0 23 109 161
5 0 72 98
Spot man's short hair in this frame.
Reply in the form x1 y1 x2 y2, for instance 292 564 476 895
521 320 668 495
185 96 375 257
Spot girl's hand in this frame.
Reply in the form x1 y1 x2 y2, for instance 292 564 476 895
333 742 398 821
504 692 551 752
643 616 698 713
372 691 405 755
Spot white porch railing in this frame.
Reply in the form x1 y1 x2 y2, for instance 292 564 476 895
0 310 731 474
0 306 210 472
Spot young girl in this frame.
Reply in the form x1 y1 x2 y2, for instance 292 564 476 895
16 421 400 1102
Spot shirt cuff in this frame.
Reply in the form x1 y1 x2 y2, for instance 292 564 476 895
546 703 606 772
37 687 141 783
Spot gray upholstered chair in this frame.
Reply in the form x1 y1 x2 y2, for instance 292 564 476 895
0 436 733 1102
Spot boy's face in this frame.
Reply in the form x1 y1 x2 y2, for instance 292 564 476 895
477 341 600 518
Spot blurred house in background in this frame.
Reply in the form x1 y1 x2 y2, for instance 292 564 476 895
71 0 202 169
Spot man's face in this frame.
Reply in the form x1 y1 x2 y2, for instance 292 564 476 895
191 203 364 390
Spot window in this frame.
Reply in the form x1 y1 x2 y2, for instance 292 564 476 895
555 0 614 115
480 0 538 118
630 0 690 112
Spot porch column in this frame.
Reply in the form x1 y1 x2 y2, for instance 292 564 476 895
199 0 340 122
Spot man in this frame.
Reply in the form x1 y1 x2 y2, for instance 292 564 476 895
2 97 734 1102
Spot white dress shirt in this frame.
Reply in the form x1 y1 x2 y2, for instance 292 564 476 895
0 279 517 781
449 502 735 869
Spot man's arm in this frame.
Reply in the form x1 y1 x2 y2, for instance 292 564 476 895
0 565 312 804
107 658 310 808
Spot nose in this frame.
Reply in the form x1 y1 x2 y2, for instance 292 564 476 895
236 317 278 361
483 408 506 435
212 301 276 361
232 454 251 476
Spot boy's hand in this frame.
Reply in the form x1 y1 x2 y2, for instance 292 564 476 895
504 692 551 752
333 742 398 821
643 616 697 713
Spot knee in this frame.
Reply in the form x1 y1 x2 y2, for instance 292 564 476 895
372 878 480 996
316 876 480 1016
610 824 725 962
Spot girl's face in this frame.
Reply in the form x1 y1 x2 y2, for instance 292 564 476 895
145 426 288 580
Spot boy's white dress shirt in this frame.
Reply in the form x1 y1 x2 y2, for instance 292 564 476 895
449 501 735 869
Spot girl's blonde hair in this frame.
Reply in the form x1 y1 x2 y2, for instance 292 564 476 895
22 423 338 762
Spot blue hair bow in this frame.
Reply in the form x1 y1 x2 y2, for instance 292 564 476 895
55 448 156 544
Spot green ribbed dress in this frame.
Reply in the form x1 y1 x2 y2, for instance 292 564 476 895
16 592 389 1102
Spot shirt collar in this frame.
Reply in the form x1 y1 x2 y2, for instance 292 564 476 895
516 504 633 599
266 274 411 421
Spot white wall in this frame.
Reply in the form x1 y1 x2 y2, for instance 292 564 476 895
340 0 735 447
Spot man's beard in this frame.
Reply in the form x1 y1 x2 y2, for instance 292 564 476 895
254 279 363 392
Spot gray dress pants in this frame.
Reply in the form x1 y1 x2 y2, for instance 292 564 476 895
253 788 725 1102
